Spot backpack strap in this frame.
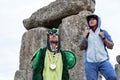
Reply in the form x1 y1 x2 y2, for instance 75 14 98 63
86 32 89 39
100 29 103 32
86 29 103 39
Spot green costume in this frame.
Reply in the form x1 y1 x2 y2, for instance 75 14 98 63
31 28 76 80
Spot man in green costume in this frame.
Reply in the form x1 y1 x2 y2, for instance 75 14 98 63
31 28 76 80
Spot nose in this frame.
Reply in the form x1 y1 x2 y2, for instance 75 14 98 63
52 34 58 36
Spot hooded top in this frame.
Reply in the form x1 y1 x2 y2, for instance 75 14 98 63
86 14 101 29
83 14 114 62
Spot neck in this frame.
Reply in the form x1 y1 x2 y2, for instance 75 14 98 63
50 42 58 51
91 26 97 32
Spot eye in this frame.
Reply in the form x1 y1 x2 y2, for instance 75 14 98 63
54 33 58 35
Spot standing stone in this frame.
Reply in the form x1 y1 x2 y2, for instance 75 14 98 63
116 55 120 64
14 27 48 80
14 70 26 80
115 55 120 79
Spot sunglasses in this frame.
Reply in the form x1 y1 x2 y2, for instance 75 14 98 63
47 29 59 36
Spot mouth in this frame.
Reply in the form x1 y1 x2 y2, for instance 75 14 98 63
50 41 58 44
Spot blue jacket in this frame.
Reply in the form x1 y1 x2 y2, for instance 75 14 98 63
80 14 114 63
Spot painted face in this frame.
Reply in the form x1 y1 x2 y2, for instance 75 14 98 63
49 34 59 42
47 28 59 43
89 18 98 27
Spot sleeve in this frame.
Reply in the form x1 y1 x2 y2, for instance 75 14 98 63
78 33 88 50
32 48 46 80
64 51 76 69
103 30 114 45
30 48 40 62
61 51 69 80
31 48 41 71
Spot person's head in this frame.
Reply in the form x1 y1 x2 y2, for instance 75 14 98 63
47 28 59 43
47 28 61 52
86 14 98 29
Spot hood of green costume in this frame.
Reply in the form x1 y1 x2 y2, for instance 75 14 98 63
47 28 61 53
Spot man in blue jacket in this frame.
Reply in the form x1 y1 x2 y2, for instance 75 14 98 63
79 14 117 80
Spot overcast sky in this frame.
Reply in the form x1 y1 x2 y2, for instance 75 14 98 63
0 0 120 80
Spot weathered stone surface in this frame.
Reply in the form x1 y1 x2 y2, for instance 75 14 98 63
20 27 48 70
115 64 120 79
23 0 95 30
14 70 26 80
116 55 120 64
14 27 48 80
59 11 92 80
115 55 120 79
56 0 95 11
